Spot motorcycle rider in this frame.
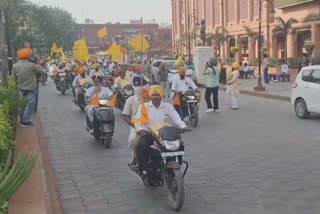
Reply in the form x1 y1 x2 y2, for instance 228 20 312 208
72 67 93 104
133 85 191 173
89 65 105 78
114 69 131 89
84 76 113 134
53 63 66 89
122 76 149 168
171 67 199 117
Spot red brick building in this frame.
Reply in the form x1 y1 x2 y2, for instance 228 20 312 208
77 21 172 54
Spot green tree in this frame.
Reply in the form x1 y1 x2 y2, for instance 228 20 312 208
272 17 298 63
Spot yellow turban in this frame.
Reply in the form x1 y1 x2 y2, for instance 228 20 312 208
149 85 164 98
231 62 240 70
178 67 187 74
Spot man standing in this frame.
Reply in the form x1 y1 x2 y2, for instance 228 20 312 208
263 54 270 84
298 53 306 73
13 48 45 127
157 63 169 98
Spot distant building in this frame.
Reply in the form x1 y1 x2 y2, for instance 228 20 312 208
172 0 320 59
77 20 172 54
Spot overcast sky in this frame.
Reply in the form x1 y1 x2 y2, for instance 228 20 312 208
29 0 172 24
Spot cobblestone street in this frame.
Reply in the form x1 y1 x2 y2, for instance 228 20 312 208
39 82 320 214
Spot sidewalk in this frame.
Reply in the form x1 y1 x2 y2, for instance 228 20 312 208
8 114 61 214
219 78 293 102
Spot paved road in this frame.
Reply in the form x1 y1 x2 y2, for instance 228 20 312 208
38 81 320 214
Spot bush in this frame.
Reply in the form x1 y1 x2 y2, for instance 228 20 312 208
222 58 234 65
312 58 320 65
0 104 13 152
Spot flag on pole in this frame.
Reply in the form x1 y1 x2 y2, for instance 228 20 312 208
105 43 123 61
108 94 117 108
73 38 90 61
97 27 108 38
51 43 58 53
174 55 183 66
129 33 150 53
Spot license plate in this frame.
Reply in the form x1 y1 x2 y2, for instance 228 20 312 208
161 151 184 157
187 100 197 103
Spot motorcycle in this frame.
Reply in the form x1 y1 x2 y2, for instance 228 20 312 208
73 84 91 111
131 124 189 211
176 90 200 127
116 84 134 111
84 99 115 148
56 72 69 95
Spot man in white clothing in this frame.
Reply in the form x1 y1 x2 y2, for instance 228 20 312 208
133 85 190 172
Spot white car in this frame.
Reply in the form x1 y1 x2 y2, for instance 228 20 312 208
151 60 197 84
291 65 320 119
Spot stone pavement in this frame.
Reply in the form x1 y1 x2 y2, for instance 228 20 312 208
38 81 320 214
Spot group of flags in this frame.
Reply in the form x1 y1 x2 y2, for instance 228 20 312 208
51 43 66 60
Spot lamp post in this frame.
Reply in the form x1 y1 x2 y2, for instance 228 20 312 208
254 0 275 92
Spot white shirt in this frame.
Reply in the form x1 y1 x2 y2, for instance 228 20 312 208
89 69 105 78
281 64 289 74
243 65 249 72
108 63 115 71
85 86 113 101
134 101 187 131
171 76 198 92
114 76 131 88
72 74 92 87
65 63 73 71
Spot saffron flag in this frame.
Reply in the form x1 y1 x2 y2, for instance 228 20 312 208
129 33 150 53
105 43 123 61
97 27 108 38
73 38 91 61
174 55 183 66
51 43 58 53
108 94 117 108
131 101 150 123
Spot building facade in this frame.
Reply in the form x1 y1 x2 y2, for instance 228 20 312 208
171 0 320 61
77 21 172 54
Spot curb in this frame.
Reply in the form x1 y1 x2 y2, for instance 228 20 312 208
36 114 62 214
198 83 290 102
219 86 291 102
8 114 62 214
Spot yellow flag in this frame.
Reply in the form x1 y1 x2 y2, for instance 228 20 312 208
105 43 123 61
174 55 183 66
97 27 108 38
73 38 91 61
129 33 150 52
51 43 58 53
131 101 150 123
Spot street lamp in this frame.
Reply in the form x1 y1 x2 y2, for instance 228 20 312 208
254 0 275 92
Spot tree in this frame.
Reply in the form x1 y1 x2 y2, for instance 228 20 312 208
303 41 315 56
243 26 258 39
209 27 230 58
272 17 298 63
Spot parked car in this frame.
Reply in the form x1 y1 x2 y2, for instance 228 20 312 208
151 60 197 84
291 65 320 119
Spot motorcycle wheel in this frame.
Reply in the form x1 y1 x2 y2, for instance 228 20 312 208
103 133 112 148
168 169 184 211
189 106 198 127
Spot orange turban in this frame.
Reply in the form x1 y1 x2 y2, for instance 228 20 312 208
17 48 32 59
131 64 143 73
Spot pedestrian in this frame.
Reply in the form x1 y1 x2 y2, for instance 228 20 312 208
227 62 240 110
13 48 45 127
275 59 289 82
298 52 306 73
203 57 220 113
157 62 170 98
263 54 270 84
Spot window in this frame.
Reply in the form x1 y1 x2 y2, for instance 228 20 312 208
311 69 320 84
301 70 313 82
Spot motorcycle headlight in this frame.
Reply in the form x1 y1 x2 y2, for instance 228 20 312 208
163 140 180 151
99 100 109 106
187 96 195 100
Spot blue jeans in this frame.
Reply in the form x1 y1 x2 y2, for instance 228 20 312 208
19 89 37 123
277 72 285 81
263 68 269 84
